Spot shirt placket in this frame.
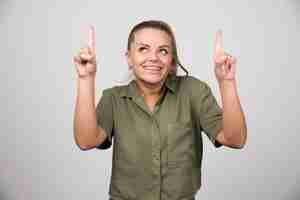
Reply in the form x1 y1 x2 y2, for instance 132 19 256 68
131 86 166 200
151 112 162 200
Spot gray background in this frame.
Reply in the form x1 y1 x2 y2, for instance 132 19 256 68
1 0 300 199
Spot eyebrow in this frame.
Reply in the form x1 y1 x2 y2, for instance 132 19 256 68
136 42 170 49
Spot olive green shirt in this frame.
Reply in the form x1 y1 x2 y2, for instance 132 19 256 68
96 75 223 200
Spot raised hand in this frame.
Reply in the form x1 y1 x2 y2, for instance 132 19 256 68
213 30 236 82
73 25 97 78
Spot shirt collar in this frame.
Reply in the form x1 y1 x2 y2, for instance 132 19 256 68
164 74 177 94
119 74 177 98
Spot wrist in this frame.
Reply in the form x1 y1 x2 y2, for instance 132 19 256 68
218 79 237 89
218 79 239 100
77 75 95 90
77 74 96 83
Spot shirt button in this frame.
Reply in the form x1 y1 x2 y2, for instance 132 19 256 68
154 154 160 161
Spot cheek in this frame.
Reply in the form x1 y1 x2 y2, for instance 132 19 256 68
161 56 173 68
132 54 146 65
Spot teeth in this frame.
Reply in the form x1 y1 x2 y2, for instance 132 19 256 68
144 66 161 71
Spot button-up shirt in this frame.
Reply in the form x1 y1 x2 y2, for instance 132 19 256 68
96 75 223 200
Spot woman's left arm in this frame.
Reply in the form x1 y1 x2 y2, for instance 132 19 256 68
213 30 247 149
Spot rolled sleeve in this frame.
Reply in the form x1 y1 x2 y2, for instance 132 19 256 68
190 78 223 148
95 89 114 150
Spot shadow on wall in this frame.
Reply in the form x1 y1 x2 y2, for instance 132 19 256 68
0 188 11 200
0 0 13 24
284 178 300 200
285 190 300 200
291 0 300 11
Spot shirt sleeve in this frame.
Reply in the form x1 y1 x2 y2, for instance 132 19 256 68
190 78 223 148
95 89 114 150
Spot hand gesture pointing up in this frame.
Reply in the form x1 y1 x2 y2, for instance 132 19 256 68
213 30 237 83
73 26 97 78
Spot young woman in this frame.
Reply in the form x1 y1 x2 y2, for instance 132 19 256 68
73 20 247 200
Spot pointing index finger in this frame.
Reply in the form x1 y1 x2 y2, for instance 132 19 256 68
214 29 223 57
88 25 96 52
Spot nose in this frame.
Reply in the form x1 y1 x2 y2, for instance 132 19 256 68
148 50 159 62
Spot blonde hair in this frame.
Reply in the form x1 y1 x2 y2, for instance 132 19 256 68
127 20 189 76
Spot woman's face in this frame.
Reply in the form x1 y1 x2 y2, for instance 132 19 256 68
127 28 174 86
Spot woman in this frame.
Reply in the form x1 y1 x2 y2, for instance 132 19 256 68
73 20 247 200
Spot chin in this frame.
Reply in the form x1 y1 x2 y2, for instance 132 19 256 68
140 74 165 85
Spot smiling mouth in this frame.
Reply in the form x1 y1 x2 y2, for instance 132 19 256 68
143 65 162 73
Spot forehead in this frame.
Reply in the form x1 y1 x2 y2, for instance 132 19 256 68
133 28 172 46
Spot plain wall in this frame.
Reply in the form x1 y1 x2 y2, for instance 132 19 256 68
1 0 300 199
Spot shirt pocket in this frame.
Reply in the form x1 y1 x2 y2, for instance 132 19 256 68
167 121 195 164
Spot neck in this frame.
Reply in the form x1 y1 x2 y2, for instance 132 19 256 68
135 79 164 98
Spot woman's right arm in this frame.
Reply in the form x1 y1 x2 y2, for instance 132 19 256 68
73 26 107 150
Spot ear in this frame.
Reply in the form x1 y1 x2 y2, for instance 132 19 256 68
125 51 133 69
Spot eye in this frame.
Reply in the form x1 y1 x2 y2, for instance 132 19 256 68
160 48 169 55
138 46 148 52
